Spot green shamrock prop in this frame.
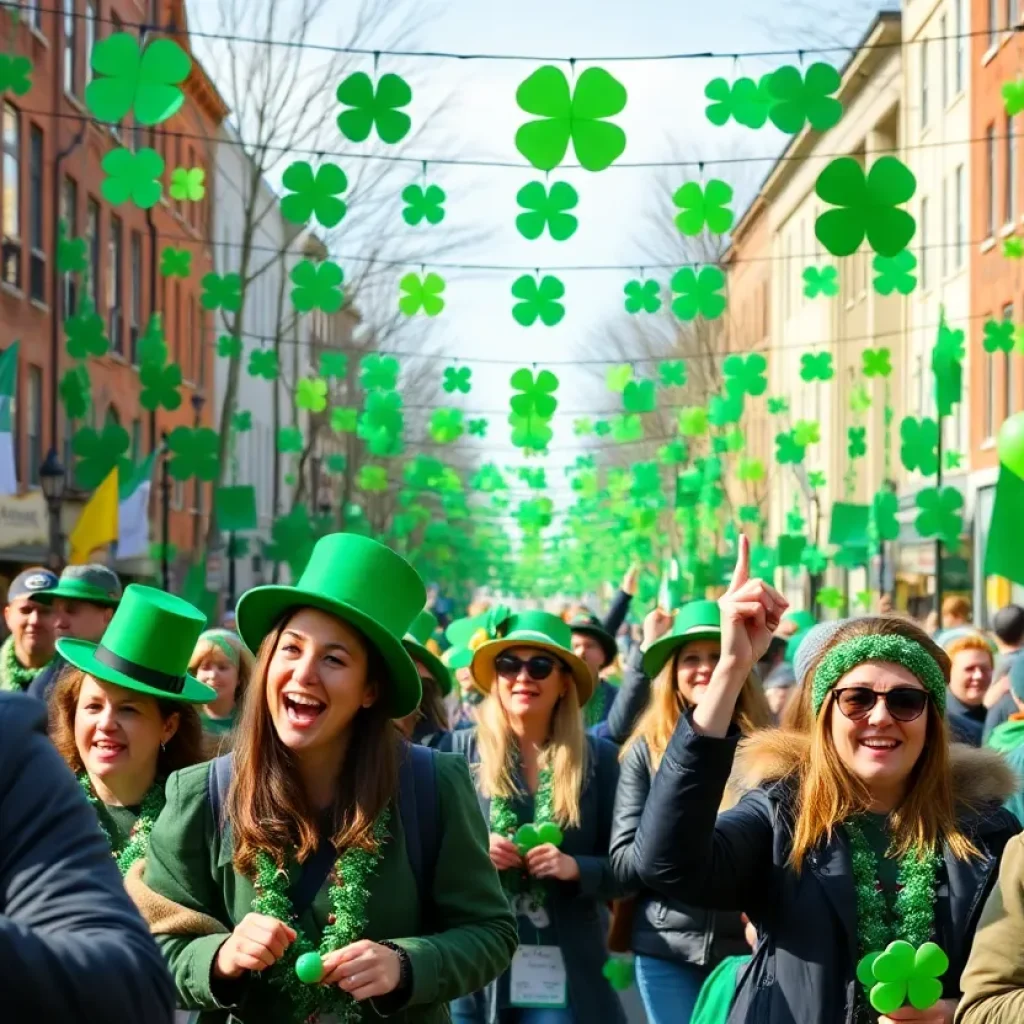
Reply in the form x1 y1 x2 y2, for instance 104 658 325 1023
85 32 190 126
280 161 348 228
672 179 734 236
0 54 32 96
511 368 559 418
658 360 686 387
291 260 343 314
862 347 893 377
443 366 472 394
606 364 633 392
232 410 252 433
335 71 412 144
402 183 446 226
1005 236 1024 259
802 545 828 575
873 250 917 295
670 266 726 321
815 155 917 257
137 317 168 368
160 246 191 278
767 396 789 414
916 486 964 545
737 457 766 482
59 366 91 421
468 418 488 437
704 75 773 129
775 431 806 465
659 440 688 465
429 408 464 444
72 422 131 489
65 299 109 359
800 352 834 382
319 352 347 380
848 426 866 459
612 414 643 443
511 274 565 327
515 65 627 172
57 222 87 274
933 317 965 417
359 390 404 445
624 279 661 314
514 821 564 853
793 420 820 446
808 470 826 488
166 426 219 482
1004 78 1024 115
857 941 949 1015
678 406 709 437
101 147 164 209
169 167 205 202
766 62 842 133
622 379 656 414
723 353 768 397
276 426 304 454
509 413 553 451
358 465 389 492
817 586 844 610
516 181 579 241
900 416 939 475
945 450 963 470
984 318 1015 354
202 272 242 312
296 378 328 413
331 407 357 433
360 354 400 391
398 272 445 316
247 349 278 380
803 266 839 299
709 391 744 428
849 383 872 414
139 362 182 412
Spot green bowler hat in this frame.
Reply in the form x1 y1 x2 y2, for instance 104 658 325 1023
642 599 722 679
472 609 595 705
403 609 452 697
236 534 425 718
568 612 617 668
57 584 216 704
36 564 123 608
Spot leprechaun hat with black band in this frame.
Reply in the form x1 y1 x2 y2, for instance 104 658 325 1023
57 584 216 704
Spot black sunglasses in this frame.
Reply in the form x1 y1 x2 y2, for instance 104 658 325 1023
833 686 930 723
494 653 563 681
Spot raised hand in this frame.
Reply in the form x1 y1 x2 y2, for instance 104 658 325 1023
642 608 675 649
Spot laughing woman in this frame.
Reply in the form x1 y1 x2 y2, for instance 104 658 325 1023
139 535 517 1024
450 610 625 1024
633 538 1020 1024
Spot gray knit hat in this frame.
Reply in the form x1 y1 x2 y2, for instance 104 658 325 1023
763 661 797 690
794 619 850 685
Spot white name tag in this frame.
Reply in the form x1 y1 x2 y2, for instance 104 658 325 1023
510 944 568 1008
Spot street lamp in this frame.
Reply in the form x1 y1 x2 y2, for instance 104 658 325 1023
190 392 206 554
39 447 66 570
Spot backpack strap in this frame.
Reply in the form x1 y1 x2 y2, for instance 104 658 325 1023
207 753 233 831
398 742 441 925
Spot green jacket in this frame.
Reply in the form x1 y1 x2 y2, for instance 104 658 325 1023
143 752 517 1023
988 718 1024 826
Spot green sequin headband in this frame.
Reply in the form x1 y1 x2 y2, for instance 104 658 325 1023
811 634 947 717
198 629 241 667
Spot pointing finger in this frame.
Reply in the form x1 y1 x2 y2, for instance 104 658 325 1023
728 534 750 593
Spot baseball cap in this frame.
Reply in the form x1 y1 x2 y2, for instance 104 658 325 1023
7 567 59 604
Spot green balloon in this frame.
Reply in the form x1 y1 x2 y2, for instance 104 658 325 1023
914 941 949 979
536 822 564 848
998 411 1024 477
295 951 324 984
873 940 914 982
908 977 943 1010
856 951 881 987
514 824 540 852
870 981 906 1015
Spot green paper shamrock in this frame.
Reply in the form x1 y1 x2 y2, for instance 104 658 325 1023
612 414 644 443
815 155 917 258
514 64 627 172
232 410 252 433
85 33 190 126
443 366 472 394
360 354 400 391
160 246 191 278
516 181 578 241
468 418 488 437
678 406 709 437
59 365 91 420
793 420 820 446
606 364 633 392
725 428 745 452
659 440 688 465
704 75 773 129
658 360 686 387
511 274 565 327
622 379 656 414
509 412 553 451
602 957 634 993
787 506 806 532
802 545 828 575
945 450 963 471
766 62 842 133
736 457 765 482
672 179 734 236
767 396 789 414
808 470 826 488
402 183 446 226
359 390 404 438
624 279 662 314
217 334 242 360
296 378 328 413
510 368 559 418
671 266 726 321
817 586 844 610
331 407 357 433
873 249 917 295
723 353 768 397
1004 236 1024 259
900 416 939 475
280 161 348 228
857 941 950 1015
336 71 412 144
398 272 445 316
169 167 205 202
429 408 464 444
72 421 131 489
472 465 507 492
862 347 893 377
775 430 806 465
854 590 874 610
166 426 219 482
848 426 866 459
202 272 242 312
57 223 87 274
803 265 839 299
1004 78 1024 115
916 486 964 545
101 147 164 209
139 361 182 412
291 260 343 314
65 299 109 359
709 390 744 427
572 418 593 437
849 383 872 414
984 318 1015 354
277 426 304 454
0 54 32 96
358 465 389 492
936 318 966 362
247 348 278 380
800 352 834 382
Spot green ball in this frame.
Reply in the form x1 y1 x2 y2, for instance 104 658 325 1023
536 822 564 848
998 411 1024 478
870 981 905 1015
295 951 324 984
515 824 540 852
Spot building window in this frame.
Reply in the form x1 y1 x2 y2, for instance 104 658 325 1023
130 231 142 363
61 176 77 315
1005 303 1016 418
920 197 929 289
920 37 928 128
84 2 95 86
1010 0 1018 28
956 0 966 91
1 105 20 291
63 0 76 96
108 214 122 353
987 124 997 237
941 178 948 278
955 164 966 266
26 365 41 486
987 318 997 439
1008 115 1017 224
991 0 1001 45
940 16 948 109
131 418 142 462
24 0 42 32
28 124 43 303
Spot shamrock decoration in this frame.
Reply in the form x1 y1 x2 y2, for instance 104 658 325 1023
101 147 164 208
325 454 346 474
672 179 734 236
202 272 242 312
709 390 744 427
398 272 445 316
291 260 343 314
622 379 656 414
945 450 963 471
862 347 893 377
573 418 593 436
318 352 347 380
139 361 183 412
59 366 91 420
358 465 389 492
1004 236 1024 259
900 416 940 475
793 420 820 446
137 314 167 367
704 75 773 129
612 414 644 442
670 266 726 321
767 396 789 415
678 406 709 437
429 408 464 444
0 54 32 96
510 368 559 418
847 426 866 459
623 279 662 315
800 352 834 382
360 354 400 391
808 470 826 488
516 181 579 241
296 378 328 413
335 72 412 144
802 265 839 299
72 421 131 489
984 318 1015 354
468 418 488 437
658 360 686 387
160 246 191 278
723 353 768 398
57 222 87 274
915 486 964 545
276 426 304 454
280 162 348 228
247 348 279 380
509 412 554 451
1004 78 1024 115
402 184 445 226
873 250 918 296
443 366 472 394
736 457 766 482
802 545 828 575
849 383 872 414
166 426 219 482
775 430 806 465
606 364 633 392
602 957 634 993
766 62 843 133
85 32 190 126
815 156 917 257
514 65 627 172
232 410 252 433
857 941 949 1015
169 167 205 202
65 299 109 359
331 407 357 433
659 440 688 464
511 274 565 327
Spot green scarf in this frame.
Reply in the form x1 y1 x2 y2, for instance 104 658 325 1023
0 635 44 692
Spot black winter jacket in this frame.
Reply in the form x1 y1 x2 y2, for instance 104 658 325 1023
634 716 1021 1024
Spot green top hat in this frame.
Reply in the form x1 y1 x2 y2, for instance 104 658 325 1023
446 645 474 670
35 564 123 608
403 609 452 697
567 612 617 669
57 584 216 704
235 533 425 718
642 599 722 679
472 609 595 705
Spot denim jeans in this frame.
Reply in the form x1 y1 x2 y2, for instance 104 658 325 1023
449 994 575 1024
635 954 710 1024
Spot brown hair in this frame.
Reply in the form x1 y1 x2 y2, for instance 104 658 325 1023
188 633 255 705
226 610 398 876
789 616 976 871
50 668 206 776
942 595 972 622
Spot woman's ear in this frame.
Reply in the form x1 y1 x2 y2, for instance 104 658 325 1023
160 712 181 745
361 679 378 710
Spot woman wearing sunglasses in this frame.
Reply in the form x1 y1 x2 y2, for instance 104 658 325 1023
449 610 626 1024
633 537 1020 1024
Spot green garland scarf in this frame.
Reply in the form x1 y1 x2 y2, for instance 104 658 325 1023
251 808 390 1024
0 635 43 692
78 773 165 875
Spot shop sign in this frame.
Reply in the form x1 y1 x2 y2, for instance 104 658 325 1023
0 491 47 549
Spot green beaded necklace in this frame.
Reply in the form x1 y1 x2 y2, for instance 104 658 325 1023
78 773 165 876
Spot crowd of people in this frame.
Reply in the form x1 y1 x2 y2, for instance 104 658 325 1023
6 535 1024 1023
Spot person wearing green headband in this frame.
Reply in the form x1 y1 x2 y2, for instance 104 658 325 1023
138 534 516 1024
633 537 1020 1024
189 629 255 749
395 609 453 749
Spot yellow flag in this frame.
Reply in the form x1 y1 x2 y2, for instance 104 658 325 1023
69 467 119 565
